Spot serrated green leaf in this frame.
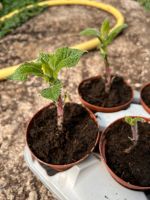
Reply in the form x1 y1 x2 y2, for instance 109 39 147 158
38 52 57 79
104 24 128 46
56 47 84 68
80 28 100 38
100 19 110 40
40 80 62 101
9 73 28 81
38 48 85 79
51 47 85 77
39 53 55 70
10 47 84 103
10 62 43 81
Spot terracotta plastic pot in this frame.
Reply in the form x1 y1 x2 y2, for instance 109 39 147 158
26 103 100 171
140 82 150 114
78 76 134 113
99 116 150 190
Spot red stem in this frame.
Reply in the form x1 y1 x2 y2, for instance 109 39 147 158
125 123 139 153
131 124 139 145
104 56 111 93
56 95 64 131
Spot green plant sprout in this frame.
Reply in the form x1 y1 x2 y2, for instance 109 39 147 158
124 116 144 153
80 19 127 93
10 47 84 131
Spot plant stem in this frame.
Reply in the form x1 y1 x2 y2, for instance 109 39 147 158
131 123 139 145
56 95 64 131
125 123 139 153
104 56 111 94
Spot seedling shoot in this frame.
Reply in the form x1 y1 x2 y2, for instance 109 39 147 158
124 116 144 153
10 47 84 131
80 19 127 93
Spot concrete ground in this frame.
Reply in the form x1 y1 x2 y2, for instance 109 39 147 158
0 0 150 199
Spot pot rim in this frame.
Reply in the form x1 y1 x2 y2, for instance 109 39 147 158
26 103 100 170
99 116 150 190
140 82 150 114
78 75 134 112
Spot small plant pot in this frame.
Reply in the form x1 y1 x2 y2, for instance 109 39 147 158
99 117 150 190
26 103 99 171
140 82 150 114
78 76 133 113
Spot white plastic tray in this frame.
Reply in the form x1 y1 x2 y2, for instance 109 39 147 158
24 91 150 200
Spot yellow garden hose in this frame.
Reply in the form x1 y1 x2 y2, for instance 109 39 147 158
0 0 124 80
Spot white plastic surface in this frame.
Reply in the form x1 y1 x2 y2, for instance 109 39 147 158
24 147 148 200
96 103 150 130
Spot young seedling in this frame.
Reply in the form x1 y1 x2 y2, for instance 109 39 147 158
80 19 127 93
10 47 84 131
124 116 144 153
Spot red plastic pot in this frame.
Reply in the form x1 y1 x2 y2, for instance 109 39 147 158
78 76 134 113
26 103 100 171
99 116 150 190
140 82 150 114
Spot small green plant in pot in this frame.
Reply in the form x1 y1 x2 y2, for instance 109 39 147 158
11 47 99 171
124 117 144 153
78 19 133 112
100 116 150 190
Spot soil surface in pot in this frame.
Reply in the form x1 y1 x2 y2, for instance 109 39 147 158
79 76 132 107
27 103 98 165
141 84 150 107
105 120 150 187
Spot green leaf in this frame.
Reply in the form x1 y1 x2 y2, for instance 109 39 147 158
80 28 100 38
39 53 55 70
10 62 43 81
38 48 85 79
125 117 144 126
100 19 110 40
40 80 62 101
53 47 85 76
104 24 128 46
10 47 84 103
39 53 54 78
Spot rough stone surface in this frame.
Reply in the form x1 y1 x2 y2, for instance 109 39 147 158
0 0 150 199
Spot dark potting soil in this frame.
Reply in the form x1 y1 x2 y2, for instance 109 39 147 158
79 76 132 107
27 103 99 165
105 120 150 186
141 84 150 107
